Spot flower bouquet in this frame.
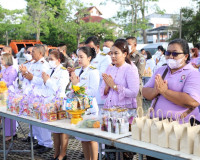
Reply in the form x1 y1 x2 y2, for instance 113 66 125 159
0 81 8 106
65 85 92 124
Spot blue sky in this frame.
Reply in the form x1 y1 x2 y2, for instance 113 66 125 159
0 0 195 19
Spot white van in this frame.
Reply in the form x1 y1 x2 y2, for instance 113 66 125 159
143 42 194 55
143 42 168 55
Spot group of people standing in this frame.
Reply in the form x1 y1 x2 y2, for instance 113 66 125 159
1 36 200 160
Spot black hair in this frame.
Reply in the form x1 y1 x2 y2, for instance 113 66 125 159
50 50 66 63
168 39 190 63
157 45 165 54
145 51 152 60
113 39 131 65
141 48 145 52
104 39 114 43
85 36 100 46
78 46 96 62
195 43 200 50
157 45 164 50
126 37 137 43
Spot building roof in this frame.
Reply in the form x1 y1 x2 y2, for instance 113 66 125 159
146 13 178 19
81 16 104 23
148 25 178 32
75 6 103 16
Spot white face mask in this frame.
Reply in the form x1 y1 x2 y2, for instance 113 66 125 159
155 51 162 56
49 60 57 68
190 53 193 58
166 56 185 69
128 45 132 53
24 54 32 61
144 55 147 59
103 47 110 54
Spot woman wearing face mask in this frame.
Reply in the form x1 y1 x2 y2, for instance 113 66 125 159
143 51 156 85
0 53 18 141
190 48 199 69
42 50 69 160
154 46 166 71
143 39 200 138
70 46 100 160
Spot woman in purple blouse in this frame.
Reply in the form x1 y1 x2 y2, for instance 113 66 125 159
101 39 139 117
0 53 17 141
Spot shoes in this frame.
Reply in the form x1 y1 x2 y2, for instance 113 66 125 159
5 134 17 141
55 155 67 160
50 156 58 160
33 144 44 150
37 146 52 154
22 136 37 143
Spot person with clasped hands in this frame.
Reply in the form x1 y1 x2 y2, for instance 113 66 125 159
143 39 200 126
0 53 18 141
42 50 69 160
101 39 139 114
70 46 100 160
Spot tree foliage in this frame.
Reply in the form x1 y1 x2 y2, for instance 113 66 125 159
0 0 116 52
170 6 200 44
104 0 164 43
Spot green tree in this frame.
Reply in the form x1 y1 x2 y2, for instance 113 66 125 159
103 0 164 43
0 5 24 44
170 7 200 44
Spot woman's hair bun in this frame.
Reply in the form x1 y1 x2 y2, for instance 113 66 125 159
78 46 96 62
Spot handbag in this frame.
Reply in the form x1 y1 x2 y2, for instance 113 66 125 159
169 113 189 151
151 109 165 145
193 129 200 156
141 107 158 143
158 111 178 148
131 107 146 141
180 115 200 154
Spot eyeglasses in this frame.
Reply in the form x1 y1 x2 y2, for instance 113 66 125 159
165 51 184 57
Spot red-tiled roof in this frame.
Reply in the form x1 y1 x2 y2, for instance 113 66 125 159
75 6 102 16
81 16 104 23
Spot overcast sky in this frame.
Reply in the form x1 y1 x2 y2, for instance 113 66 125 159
0 0 195 19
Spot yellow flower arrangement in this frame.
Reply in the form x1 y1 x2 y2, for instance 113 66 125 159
0 81 8 93
72 85 86 95
72 85 80 92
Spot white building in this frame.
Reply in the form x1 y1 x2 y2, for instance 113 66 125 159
143 13 179 43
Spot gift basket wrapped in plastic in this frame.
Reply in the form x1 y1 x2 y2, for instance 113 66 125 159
100 107 130 134
64 85 94 124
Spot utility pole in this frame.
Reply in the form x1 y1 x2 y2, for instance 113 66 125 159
179 9 182 39
6 31 8 46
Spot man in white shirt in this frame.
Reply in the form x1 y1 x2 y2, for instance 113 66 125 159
23 44 53 153
103 39 114 55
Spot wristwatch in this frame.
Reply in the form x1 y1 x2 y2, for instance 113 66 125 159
113 85 117 90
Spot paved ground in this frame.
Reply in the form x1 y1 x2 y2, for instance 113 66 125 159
0 100 151 160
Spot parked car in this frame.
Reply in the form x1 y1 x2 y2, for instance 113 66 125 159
143 42 194 56
136 44 148 51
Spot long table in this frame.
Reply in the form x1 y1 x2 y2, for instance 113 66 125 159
0 107 131 160
0 107 199 160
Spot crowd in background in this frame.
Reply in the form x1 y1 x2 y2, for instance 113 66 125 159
1 36 200 160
